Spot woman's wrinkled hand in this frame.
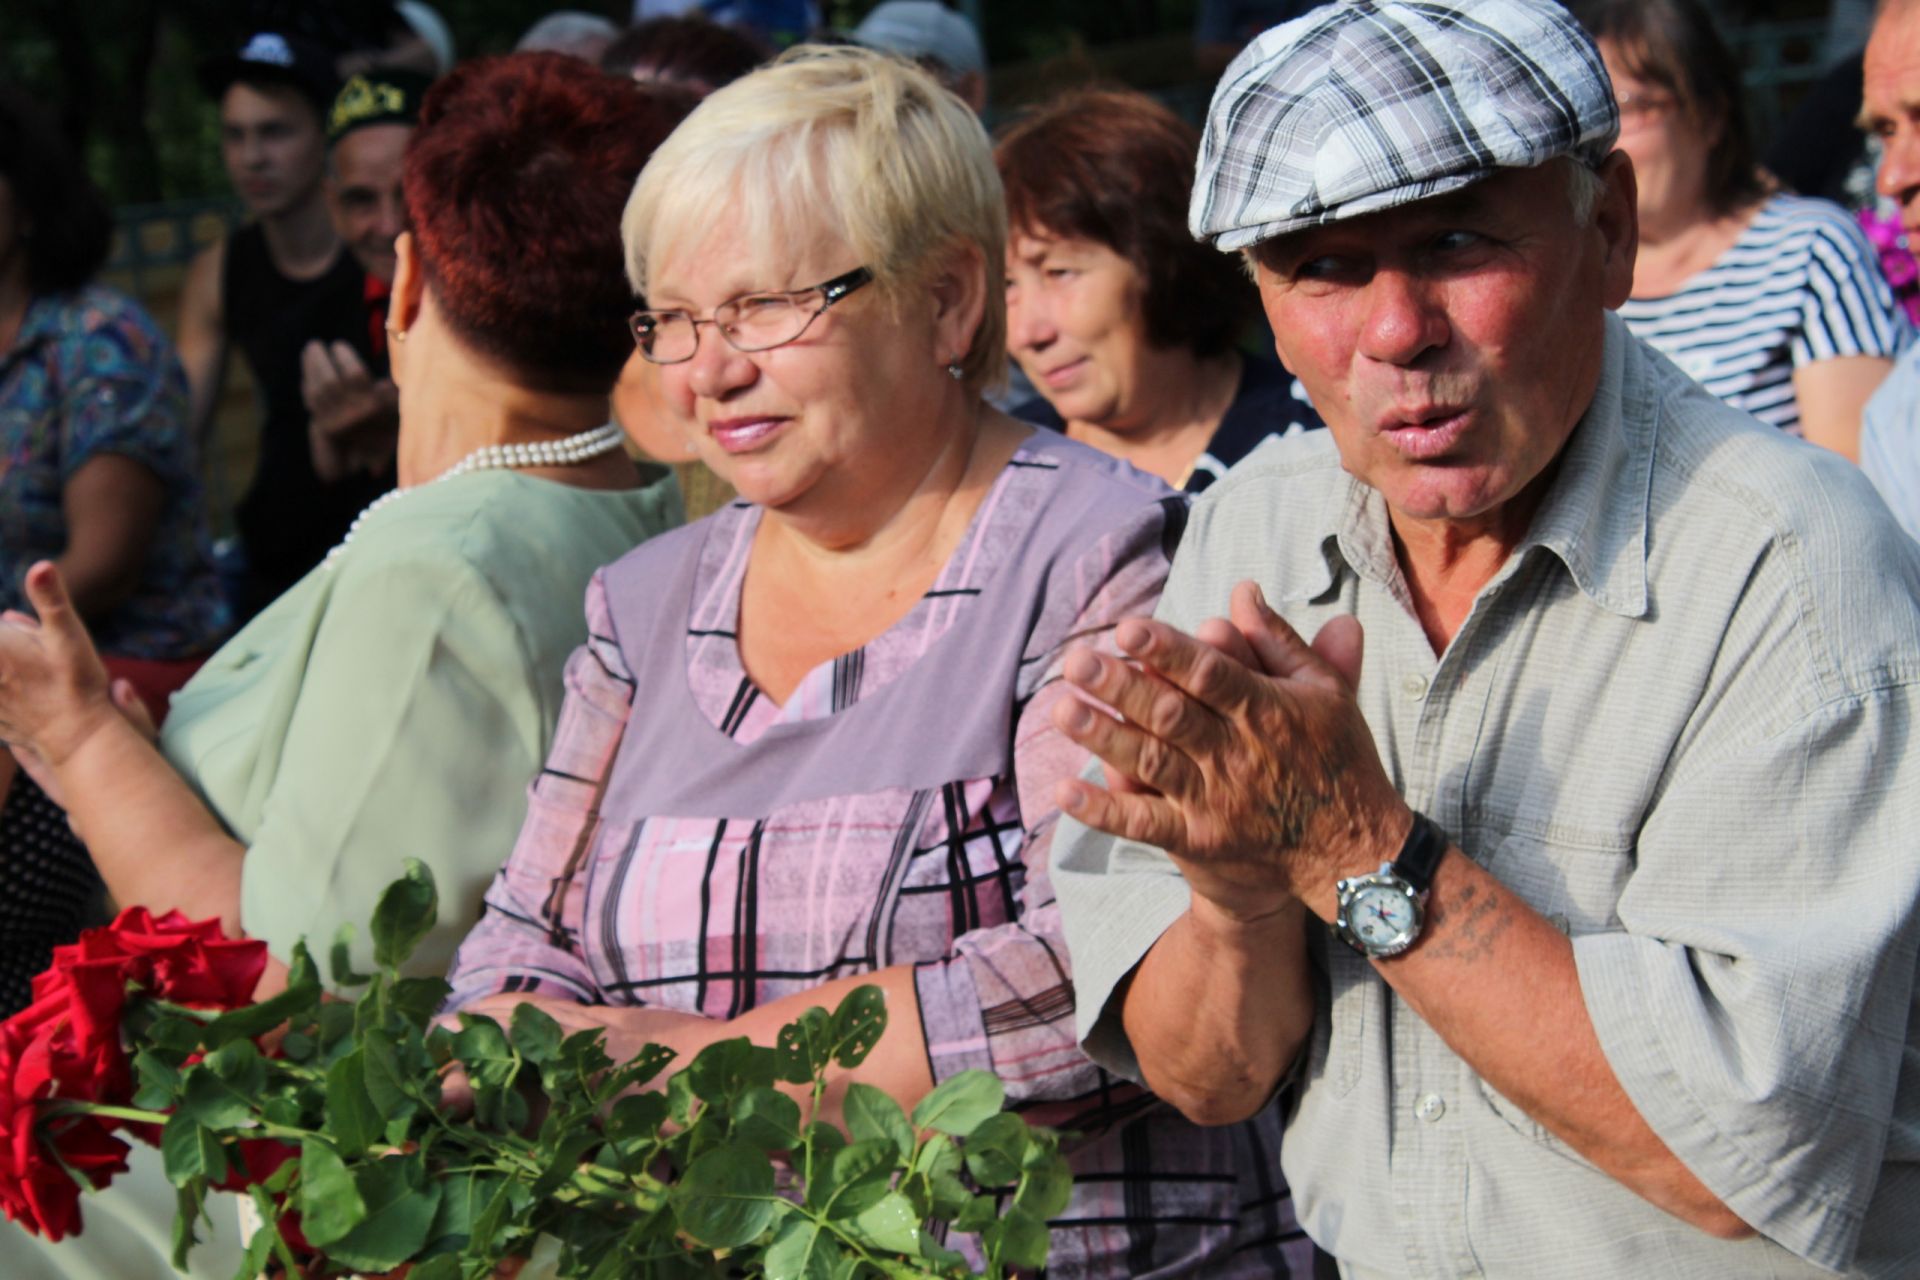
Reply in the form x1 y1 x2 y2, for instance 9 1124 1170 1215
0 562 116 766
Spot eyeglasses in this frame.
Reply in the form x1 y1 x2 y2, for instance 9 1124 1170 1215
630 266 875 365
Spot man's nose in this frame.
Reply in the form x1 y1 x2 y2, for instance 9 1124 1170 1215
1357 270 1449 366
1878 129 1920 208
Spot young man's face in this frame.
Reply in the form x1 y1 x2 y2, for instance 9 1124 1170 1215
219 82 327 219
327 123 411 283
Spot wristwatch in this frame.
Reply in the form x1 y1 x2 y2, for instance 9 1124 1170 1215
1332 813 1450 958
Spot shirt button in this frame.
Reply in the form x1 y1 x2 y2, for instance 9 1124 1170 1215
1400 672 1430 701
1416 1093 1446 1123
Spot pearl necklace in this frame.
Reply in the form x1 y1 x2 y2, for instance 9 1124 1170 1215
324 422 626 569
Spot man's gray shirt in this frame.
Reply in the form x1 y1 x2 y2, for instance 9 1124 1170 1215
1053 314 1920 1277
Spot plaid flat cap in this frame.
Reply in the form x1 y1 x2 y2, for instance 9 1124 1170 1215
1191 0 1619 250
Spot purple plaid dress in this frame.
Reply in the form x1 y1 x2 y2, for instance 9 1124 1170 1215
446 434 1307 1276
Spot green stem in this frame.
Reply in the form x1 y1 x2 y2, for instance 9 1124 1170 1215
49 1102 171 1126
139 999 222 1022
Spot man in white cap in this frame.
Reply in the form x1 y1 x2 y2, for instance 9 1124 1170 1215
853 0 987 113
1052 1 1920 1275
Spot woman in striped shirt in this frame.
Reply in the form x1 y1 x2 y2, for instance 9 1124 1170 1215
442 46 1308 1278
1575 0 1908 460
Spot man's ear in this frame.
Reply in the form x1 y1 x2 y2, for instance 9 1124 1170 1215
1593 150 1639 310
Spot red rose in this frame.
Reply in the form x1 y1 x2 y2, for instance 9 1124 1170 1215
0 992 130 1241
0 907 268 1240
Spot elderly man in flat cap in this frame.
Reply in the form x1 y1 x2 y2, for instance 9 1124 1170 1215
1050 1 1920 1275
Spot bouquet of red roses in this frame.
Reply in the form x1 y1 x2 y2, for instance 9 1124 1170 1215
0 902 269 1241
0 863 1072 1279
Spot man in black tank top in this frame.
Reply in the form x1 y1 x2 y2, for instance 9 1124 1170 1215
178 32 394 621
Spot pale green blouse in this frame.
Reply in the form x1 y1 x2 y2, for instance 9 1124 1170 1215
0 466 679 1279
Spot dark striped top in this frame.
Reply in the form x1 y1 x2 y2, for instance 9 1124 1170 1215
1617 194 1908 434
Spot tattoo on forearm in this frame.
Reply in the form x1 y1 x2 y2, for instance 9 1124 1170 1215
1421 879 1514 964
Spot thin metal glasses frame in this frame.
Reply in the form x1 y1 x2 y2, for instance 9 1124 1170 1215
629 266 875 364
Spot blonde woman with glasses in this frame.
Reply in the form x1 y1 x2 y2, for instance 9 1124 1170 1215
442 45 1308 1279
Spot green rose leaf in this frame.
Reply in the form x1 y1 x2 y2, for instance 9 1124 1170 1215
732 1086 802 1151
961 1112 1029 1188
812 1139 896 1219
928 1170 974 1222
848 1190 922 1255
388 976 453 1029
369 858 438 970
324 1155 444 1272
844 1082 914 1161
803 1119 847 1166
763 1215 842 1280
323 1050 382 1156
828 985 887 1068
296 1138 366 1246
983 1204 1051 1270
688 1035 776 1103
775 1007 832 1084
1015 1144 1074 1220
423 1170 500 1254
911 1132 961 1182
132 1049 182 1112
360 1026 419 1119
170 1183 203 1271
920 1233 971 1271
404 1256 462 1280
952 1192 997 1234
669 1141 780 1248
159 1113 227 1187
529 1128 603 1201
509 1002 564 1066
205 944 321 1047
666 1069 699 1127
606 1092 670 1145
147 1015 204 1056
233 1209 277 1280
329 924 373 987
910 1070 1005 1138
465 1174 518 1256
605 1041 677 1097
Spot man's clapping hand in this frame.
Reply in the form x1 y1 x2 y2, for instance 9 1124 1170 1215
1051 580 1411 922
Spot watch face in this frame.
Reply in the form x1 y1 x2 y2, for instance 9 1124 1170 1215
1349 883 1417 952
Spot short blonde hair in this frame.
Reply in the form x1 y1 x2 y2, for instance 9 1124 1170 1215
622 44 1006 391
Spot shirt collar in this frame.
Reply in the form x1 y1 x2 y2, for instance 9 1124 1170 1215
1275 313 1653 619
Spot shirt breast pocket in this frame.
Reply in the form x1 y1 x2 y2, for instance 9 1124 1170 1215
1477 823 1635 937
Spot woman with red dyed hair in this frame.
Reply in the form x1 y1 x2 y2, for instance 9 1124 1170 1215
1000 88 1322 491
0 54 684 1278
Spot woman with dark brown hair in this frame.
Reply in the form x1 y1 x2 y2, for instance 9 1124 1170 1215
1574 0 1907 459
998 87 1321 491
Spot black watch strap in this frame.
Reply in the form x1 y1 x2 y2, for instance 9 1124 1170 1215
1391 813 1450 895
